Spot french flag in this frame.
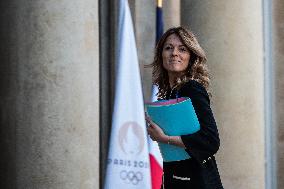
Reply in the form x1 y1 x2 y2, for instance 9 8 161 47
104 0 151 188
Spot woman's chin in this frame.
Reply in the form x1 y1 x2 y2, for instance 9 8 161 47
167 66 186 73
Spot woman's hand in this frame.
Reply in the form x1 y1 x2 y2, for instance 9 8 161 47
145 113 186 148
145 114 168 143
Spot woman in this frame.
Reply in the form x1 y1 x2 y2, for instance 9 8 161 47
146 26 223 189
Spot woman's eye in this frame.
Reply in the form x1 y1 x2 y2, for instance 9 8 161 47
164 46 172 50
180 47 187 52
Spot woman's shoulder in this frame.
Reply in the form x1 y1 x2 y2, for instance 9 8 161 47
180 80 209 99
182 80 207 92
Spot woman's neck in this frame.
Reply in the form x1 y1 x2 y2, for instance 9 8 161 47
168 72 182 88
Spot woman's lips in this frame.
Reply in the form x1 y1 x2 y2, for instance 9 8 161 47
169 60 181 64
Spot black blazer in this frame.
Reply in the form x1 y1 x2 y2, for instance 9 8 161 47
162 80 223 189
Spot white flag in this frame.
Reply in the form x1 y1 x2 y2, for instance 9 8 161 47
104 0 151 188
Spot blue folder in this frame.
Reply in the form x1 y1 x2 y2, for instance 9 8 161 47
145 97 200 162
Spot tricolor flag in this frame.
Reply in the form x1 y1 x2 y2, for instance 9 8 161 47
148 1 164 189
104 0 151 188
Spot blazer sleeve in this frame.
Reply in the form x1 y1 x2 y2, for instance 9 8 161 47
180 81 220 164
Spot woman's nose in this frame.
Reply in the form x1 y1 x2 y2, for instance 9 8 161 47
172 47 178 56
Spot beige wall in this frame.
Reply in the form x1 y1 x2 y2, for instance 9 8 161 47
130 0 156 101
273 0 284 188
181 1 265 188
0 1 99 188
163 0 180 30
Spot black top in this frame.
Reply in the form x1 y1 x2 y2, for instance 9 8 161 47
161 80 223 189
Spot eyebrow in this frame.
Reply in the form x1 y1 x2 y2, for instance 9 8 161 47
164 43 186 47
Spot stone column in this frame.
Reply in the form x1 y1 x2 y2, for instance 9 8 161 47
273 0 284 188
130 0 156 101
181 1 265 189
0 1 99 188
163 0 180 30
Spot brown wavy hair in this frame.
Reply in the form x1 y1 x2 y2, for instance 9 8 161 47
149 26 210 99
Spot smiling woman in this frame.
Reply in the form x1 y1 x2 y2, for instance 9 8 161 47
150 27 209 100
162 34 191 87
146 26 223 189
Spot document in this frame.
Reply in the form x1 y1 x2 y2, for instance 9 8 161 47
145 97 200 162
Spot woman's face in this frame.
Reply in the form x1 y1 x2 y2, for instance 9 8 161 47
162 34 191 76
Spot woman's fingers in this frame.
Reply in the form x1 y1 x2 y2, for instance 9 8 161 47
145 116 152 124
147 127 156 141
145 112 151 120
147 125 156 137
145 117 155 128
145 115 165 142
147 125 153 133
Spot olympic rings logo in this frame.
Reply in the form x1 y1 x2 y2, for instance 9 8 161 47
120 170 143 185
